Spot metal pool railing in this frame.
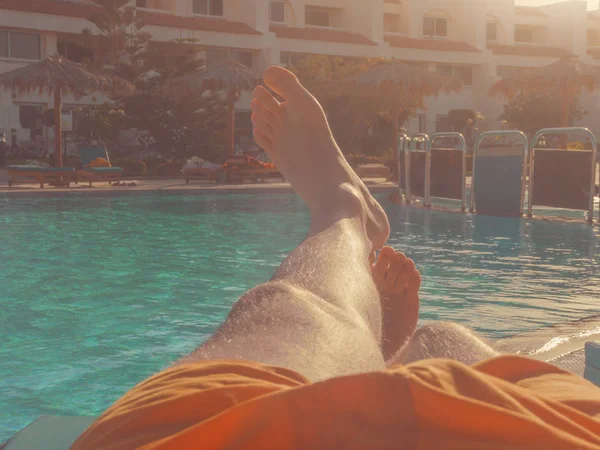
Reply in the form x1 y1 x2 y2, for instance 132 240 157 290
528 127 598 224
406 133 429 204
426 132 468 212
469 131 529 217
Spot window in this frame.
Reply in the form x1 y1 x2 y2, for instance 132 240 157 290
454 66 473 86
0 31 7 58
193 0 223 16
515 25 533 43
206 48 253 68
436 64 453 79
487 22 497 42
270 1 285 23
435 115 452 133
423 16 447 38
384 14 402 33
19 104 44 139
280 51 307 67
306 8 331 27
589 29 600 46
437 64 473 86
0 30 41 60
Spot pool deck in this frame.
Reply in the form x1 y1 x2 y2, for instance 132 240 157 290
0 169 397 195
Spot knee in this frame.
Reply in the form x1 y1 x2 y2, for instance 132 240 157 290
412 321 473 344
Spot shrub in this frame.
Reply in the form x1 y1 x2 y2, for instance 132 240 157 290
143 157 165 173
155 161 183 177
113 159 147 176
346 153 382 168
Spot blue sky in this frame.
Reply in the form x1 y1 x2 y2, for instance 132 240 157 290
517 0 596 9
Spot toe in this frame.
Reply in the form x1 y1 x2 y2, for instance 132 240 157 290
251 113 273 136
251 99 280 126
253 85 281 115
407 270 422 294
386 252 407 289
372 246 395 284
263 65 307 101
253 129 272 152
395 259 416 291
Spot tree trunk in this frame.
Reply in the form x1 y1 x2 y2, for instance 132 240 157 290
54 86 62 168
392 103 399 180
226 89 236 156
560 81 572 128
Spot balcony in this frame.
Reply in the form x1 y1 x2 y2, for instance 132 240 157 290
1 0 101 18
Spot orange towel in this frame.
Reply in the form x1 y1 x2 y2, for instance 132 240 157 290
71 356 600 450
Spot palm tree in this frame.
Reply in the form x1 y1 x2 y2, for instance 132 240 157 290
334 59 463 175
167 59 261 156
490 55 600 128
0 55 134 167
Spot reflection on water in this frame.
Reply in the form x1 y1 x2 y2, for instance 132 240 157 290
0 191 599 439
385 202 600 337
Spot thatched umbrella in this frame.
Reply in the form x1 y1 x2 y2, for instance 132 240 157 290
332 60 462 175
489 55 600 128
0 55 134 168
167 59 261 156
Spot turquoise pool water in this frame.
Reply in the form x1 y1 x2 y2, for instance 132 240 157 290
1 191 600 440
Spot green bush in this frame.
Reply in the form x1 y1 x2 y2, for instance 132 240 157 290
155 161 183 177
113 159 147 176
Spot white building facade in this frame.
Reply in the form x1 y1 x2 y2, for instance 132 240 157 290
2 0 600 148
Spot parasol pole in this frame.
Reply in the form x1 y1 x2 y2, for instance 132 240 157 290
226 89 236 156
53 86 62 168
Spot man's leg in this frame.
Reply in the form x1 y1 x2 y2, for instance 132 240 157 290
388 322 499 366
177 66 391 381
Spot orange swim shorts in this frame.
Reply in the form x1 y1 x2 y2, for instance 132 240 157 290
71 356 600 449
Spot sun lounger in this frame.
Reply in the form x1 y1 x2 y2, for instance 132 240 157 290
2 416 95 450
7 165 75 188
183 167 217 184
355 163 391 180
222 155 283 183
76 147 123 187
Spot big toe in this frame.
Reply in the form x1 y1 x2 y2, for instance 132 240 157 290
263 66 306 101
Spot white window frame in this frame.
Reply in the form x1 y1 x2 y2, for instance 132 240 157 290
514 25 534 44
305 8 332 28
436 64 473 87
423 15 448 39
192 0 224 17
0 30 41 61
270 1 286 24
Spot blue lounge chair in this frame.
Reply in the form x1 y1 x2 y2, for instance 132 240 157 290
77 147 123 187
7 165 75 188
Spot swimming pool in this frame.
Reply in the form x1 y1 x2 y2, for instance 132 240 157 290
1 191 600 440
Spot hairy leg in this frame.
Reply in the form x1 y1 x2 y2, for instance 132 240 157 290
389 322 499 367
176 67 390 381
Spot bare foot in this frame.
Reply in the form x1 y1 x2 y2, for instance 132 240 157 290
371 247 421 362
251 66 390 250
